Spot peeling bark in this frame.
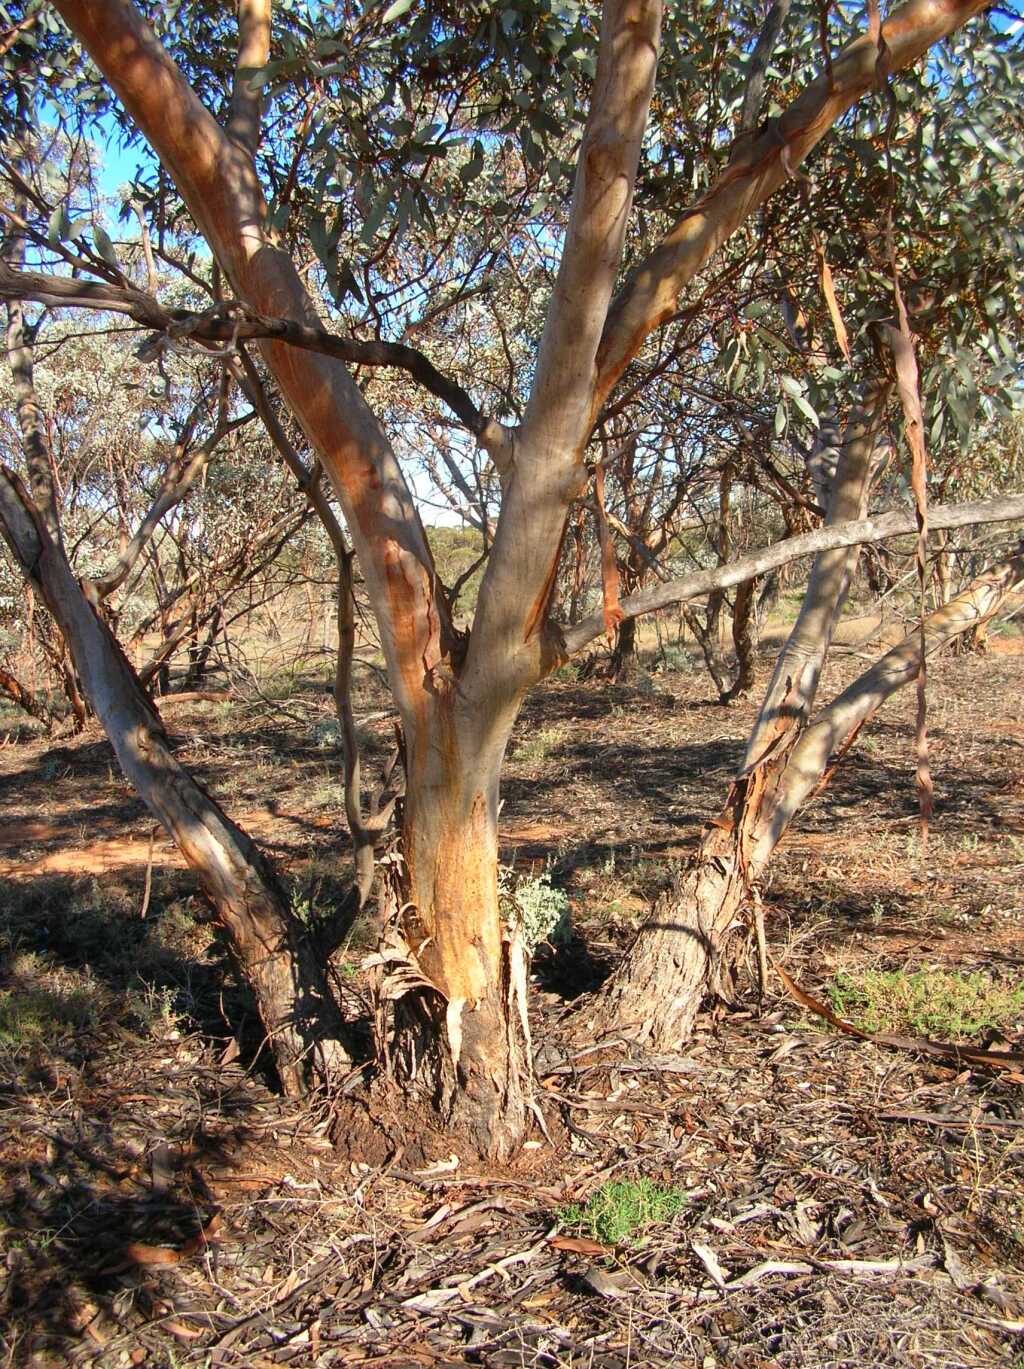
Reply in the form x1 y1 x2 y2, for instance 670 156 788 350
388 698 531 1159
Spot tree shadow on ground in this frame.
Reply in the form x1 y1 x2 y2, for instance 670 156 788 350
0 867 277 1090
0 856 333 1363
0 1044 278 1364
531 932 613 1001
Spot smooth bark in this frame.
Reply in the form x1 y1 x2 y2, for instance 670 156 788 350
560 494 1024 658
754 549 1024 858
740 381 890 766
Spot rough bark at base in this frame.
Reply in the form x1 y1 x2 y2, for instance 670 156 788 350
390 956 531 1161
579 798 749 1049
377 708 531 1160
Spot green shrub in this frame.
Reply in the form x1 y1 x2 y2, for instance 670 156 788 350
559 1178 686 1246
0 985 97 1045
311 718 343 749
656 645 692 672
828 968 1024 1039
499 867 571 949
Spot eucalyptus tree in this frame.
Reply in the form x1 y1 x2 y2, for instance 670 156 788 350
581 1 1024 1046
2 0 1023 1159
0 287 336 709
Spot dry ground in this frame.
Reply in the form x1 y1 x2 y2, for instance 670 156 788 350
1 632 1023 1368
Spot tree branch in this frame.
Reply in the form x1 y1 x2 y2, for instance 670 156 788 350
52 0 458 720
759 544 1024 857
595 0 990 404
0 261 490 436
91 410 254 599
559 494 1024 657
740 377 890 769
227 0 271 154
229 348 348 555
522 0 663 458
738 0 793 136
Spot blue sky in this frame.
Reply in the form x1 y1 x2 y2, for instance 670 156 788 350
93 121 156 207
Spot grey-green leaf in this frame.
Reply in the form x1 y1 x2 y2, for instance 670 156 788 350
93 227 120 269
381 0 415 23
47 205 71 244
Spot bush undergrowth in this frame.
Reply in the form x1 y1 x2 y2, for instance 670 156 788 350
499 867 571 949
828 968 1024 1039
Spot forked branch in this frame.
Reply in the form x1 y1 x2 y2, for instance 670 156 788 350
596 0 990 402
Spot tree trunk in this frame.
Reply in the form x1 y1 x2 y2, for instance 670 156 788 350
933 530 952 609
721 577 759 703
683 593 731 698
584 381 890 1044
333 552 375 907
580 794 749 1046
381 695 530 1160
0 469 354 1093
609 614 638 680
182 604 222 689
586 545 1024 1050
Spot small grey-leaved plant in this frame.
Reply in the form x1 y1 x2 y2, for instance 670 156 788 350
499 866 571 950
